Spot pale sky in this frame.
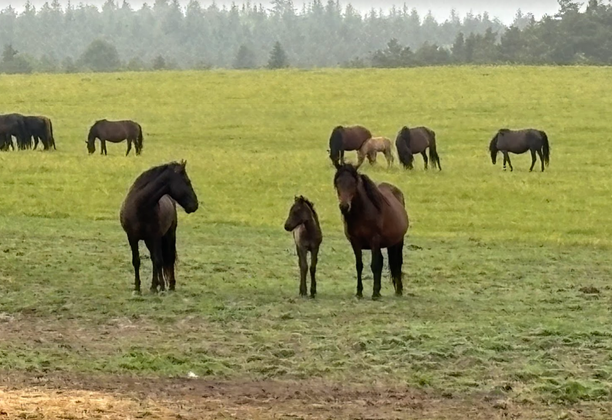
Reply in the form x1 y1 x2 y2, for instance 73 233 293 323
0 0 561 24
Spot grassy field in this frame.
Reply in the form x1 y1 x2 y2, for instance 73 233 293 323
1 66 612 418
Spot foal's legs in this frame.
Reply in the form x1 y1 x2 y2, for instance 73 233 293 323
129 237 141 294
296 245 308 297
352 244 364 298
537 149 545 172
310 247 319 298
371 247 384 300
421 151 428 170
529 149 537 172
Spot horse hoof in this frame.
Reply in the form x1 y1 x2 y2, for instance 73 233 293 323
372 294 382 301
395 291 403 297
355 293 363 299
131 290 141 297
310 294 316 299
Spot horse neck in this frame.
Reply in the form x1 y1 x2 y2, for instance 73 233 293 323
348 181 379 219
302 206 321 238
132 171 173 211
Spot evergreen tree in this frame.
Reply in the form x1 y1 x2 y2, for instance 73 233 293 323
79 39 121 72
233 44 256 69
267 41 288 69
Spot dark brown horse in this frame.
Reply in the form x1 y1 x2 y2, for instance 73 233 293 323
328 125 372 166
333 163 409 300
25 116 55 150
395 126 441 170
87 119 143 156
489 128 550 172
0 113 27 150
284 196 323 298
120 161 199 294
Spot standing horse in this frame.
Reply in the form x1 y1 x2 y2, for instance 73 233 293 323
0 114 28 150
328 125 372 166
284 196 323 298
120 161 199 294
489 128 550 172
24 116 55 150
356 136 394 168
333 163 409 299
395 126 441 170
87 119 143 156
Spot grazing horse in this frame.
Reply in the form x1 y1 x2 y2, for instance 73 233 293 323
333 163 409 300
0 113 28 150
120 161 199 294
328 125 372 166
356 136 394 168
489 128 550 172
284 195 323 298
24 116 55 150
87 119 143 156
395 126 441 170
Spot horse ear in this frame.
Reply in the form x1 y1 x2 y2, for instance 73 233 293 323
180 160 187 168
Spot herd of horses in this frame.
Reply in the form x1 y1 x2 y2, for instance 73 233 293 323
0 114 552 298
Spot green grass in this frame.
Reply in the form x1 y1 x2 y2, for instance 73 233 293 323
1 66 612 406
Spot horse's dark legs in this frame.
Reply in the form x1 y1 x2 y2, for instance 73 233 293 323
371 248 383 300
537 149 545 172
340 150 345 164
126 139 132 156
129 237 141 294
388 241 404 296
101 140 107 155
144 238 163 292
352 244 363 298
421 152 428 170
529 150 537 171
309 247 319 298
296 245 308 297
502 151 513 171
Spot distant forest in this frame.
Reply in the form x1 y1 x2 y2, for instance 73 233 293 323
0 0 611 73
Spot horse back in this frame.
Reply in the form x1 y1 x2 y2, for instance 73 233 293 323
496 129 533 153
409 127 434 153
342 125 372 151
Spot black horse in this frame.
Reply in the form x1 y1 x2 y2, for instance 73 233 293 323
24 116 55 150
0 113 28 150
120 161 199 294
489 128 550 172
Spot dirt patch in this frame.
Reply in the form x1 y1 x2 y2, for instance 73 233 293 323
0 371 583 420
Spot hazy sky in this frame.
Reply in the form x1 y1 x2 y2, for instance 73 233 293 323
0 0 562 24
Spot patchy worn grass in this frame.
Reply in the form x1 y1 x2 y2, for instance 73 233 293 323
1 67 612 415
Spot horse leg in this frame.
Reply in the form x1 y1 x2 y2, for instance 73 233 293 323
296 245 308 297
309 247 319 298
101 140 106 155
422 152 428 170
340 150 345 164
537 149 545 172
126 139 132 156
144 238 162 293
355 150 366 169
529 150 536 172
504 152 513 172
129 237 141 294
352 244 363 298
388 241 404 296
371 247 383 300
385 150 394 167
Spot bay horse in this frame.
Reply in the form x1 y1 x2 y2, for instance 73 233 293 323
120 160 199 294
395 126 441 170
87 119 143 156
333 163 409 300
489 128 550 172
356 136 394 168
0 113 28 150
284 195 323 298
328 125 372 166
25 116 55 150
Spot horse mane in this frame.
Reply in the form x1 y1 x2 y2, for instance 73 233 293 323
334 163 387 211
129 161 182 192
489 134 499 152
296 195 320 225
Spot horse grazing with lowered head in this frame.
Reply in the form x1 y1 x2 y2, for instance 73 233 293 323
395 126 441 170
333 163 409 300
356 136 394 168
87 119 143 156
328 125 372 166
284 195 323 298
120 161 199 294
24 116 55 150
0 113 28 150
489 128 550 172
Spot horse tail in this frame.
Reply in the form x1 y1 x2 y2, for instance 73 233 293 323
489 133 499 165
395 128 413 169
427 129 441 170
329 126 343 166
161 225 177 286
137 123 144 153
48 118 56 149
43 117 53 149
540 130 550 166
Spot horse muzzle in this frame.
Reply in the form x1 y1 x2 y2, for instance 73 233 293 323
339 202 351 214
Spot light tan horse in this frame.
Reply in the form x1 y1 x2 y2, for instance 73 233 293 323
356 136 394 168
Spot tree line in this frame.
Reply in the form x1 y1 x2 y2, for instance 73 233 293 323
0 0 610 73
